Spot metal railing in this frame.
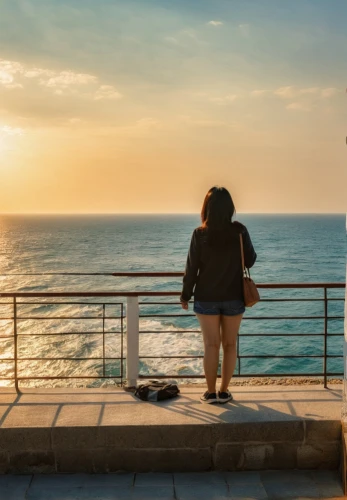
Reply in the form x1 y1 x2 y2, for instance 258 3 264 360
0 275 345 391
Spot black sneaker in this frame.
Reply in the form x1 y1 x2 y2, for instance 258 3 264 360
218 390 233 404
200 391 218 404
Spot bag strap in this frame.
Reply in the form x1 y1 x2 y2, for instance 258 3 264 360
239 233 245 271
239 233 251 278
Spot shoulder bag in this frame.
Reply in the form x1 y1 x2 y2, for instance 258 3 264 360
240 233 260 307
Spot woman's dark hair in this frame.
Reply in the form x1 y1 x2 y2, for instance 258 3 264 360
201 186 236 230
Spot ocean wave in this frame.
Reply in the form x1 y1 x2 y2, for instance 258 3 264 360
0 214 345 387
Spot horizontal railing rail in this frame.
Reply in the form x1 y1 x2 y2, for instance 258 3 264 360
0 276 345 391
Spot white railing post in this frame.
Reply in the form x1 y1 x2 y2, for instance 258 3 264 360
126 296 139 387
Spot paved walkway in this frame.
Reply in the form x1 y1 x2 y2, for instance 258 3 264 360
0 385 342 428
0 385 343 475
0 471 345 499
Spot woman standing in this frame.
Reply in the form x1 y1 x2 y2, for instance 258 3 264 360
180 187 257 404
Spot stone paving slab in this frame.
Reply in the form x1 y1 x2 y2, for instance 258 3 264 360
174 471 225 485
134 472 173 487
0 471 344 500
26 486 134 500
0 386 342 428
175 483 230 499
30 473 135 488
0 474 32 500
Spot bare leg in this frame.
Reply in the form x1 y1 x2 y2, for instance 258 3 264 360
220 314 243 392
196 313 221 393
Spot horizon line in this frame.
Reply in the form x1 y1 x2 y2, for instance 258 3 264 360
0 212 345 216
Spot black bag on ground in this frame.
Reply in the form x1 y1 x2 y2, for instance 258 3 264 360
134 381 180 401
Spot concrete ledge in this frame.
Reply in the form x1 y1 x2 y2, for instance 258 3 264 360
0 385 342 473
8 451 55 474
297 442 341 469
211 420 305 443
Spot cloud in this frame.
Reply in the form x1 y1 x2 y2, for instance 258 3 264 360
0 60 24 75
6 83 23 89
210 94 237 105
250 90 268 97
321 87 338 98
0 70 14 85
208 21 223 26
94 85 122 100
95 118 160 138
274 86 297 99
298 87 320 95
0 71 23 89
238 24 250 36
40 71 97 89
273 86 339 112
180 115 227 127
24 68 54 78
0 124 24 154
0 58 122 100
164 36 180 45
164 29 207 48
68 118 82 125
286 102 310 111
136 118 159 128
274 86 339 100
181 29 207 45
0 125 24 136
0 60 25 88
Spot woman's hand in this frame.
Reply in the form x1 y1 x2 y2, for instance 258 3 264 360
180 301 189 310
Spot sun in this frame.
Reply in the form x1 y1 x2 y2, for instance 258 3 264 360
0 136 8 155
0 136 12 157
0 126 23 156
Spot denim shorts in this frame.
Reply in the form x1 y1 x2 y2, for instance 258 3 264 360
193 300 245 316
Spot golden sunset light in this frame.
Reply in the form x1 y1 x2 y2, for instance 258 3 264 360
0 1 346 213
0 3 347 486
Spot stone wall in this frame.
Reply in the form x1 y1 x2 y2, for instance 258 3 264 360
0 420 341 474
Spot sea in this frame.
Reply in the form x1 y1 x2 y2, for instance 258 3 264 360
0 214 345 387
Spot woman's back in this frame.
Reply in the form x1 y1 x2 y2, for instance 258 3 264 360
180 221 256 302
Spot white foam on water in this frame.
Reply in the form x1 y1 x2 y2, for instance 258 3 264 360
0 302 204 387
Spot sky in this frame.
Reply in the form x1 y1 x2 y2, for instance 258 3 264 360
0 0 346 213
